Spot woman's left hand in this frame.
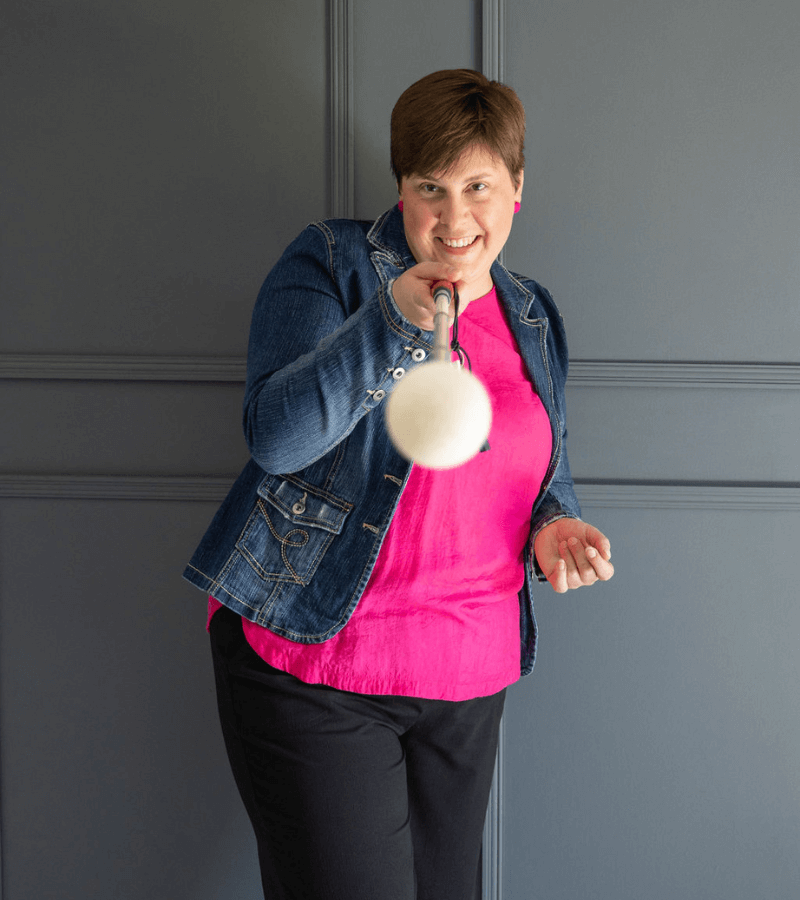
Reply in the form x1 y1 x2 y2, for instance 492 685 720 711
534 518 614 593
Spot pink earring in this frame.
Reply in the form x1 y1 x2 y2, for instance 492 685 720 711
514 201 521 214
398 201 404 212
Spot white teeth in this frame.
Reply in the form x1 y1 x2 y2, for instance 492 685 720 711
441 236 477 248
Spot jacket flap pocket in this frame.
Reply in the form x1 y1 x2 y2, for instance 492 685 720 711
257 475 352 535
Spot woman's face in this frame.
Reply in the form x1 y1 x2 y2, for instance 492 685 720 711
398 143 523 300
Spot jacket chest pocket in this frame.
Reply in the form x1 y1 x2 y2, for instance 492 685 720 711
236 475 352 586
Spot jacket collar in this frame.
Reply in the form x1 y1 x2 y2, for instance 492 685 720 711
490 259 536 323
367 204 416 269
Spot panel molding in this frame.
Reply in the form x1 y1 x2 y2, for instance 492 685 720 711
0 354 246 382
482 0 506 82
0 475 233 501
328 0 354 219
2 474 799 509
3 354 800 388
576 481 800 511
482 0 506 290
482 720 504 900
568 360 800 389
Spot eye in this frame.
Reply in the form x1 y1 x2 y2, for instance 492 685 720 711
420 183 441 194
470 182 488 193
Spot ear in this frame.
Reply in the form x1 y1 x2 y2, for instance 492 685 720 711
514 169 524 201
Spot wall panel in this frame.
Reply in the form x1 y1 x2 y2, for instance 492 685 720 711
504 0 800 363
497 1 800 897
351 0 480 219
503 503 800 900
0 499 263 899
565 383 800 483
0 381 247 476
1 0 327 357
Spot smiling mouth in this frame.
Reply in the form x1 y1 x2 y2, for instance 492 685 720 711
439 236 479 249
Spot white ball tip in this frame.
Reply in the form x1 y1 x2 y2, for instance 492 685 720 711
385 362 492 469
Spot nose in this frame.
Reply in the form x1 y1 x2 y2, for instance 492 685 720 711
439 192 469 226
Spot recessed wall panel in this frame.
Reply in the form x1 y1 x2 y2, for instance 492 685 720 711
504 0 800 362
1 0 327 357
503 504 800 900
0 499 261 900
352 0 479 219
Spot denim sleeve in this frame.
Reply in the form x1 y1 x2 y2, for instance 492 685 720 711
242 223 427 474
526 296 583 581
528 441 583 581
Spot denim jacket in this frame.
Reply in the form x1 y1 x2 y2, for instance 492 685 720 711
183 205 580 676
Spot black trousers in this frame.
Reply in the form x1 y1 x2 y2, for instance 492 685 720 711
209 605 505 900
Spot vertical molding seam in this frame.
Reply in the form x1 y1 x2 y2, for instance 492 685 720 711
481 0 505 82
329 0 355 218
482 718 504 900
482 0 506 283
481 2 506 894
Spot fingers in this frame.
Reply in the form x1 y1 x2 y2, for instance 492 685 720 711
392 264 463 330
551 537 615 592
548 557 569 594
537 519 614 594
412 260 463 286
585 526 612 563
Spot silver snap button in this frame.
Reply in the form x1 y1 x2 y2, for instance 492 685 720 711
291 493 307 515
411 348 426 362
392 367 406 380
373 389 386 402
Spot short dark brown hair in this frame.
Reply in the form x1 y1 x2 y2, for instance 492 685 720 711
390 69 525 186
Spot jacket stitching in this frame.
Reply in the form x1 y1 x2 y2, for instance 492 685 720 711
312 221 337 281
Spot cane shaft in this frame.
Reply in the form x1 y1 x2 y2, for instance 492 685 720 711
431 283 452 363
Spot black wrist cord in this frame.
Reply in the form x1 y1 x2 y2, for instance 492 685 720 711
449 287 473 371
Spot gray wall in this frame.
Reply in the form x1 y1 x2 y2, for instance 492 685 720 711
500 4 800 897
2 2 798 899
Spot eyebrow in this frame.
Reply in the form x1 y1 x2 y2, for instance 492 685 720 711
415 171 495 184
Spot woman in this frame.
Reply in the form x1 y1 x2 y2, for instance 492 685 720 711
184 69 613 900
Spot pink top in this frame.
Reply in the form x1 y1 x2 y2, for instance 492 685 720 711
208 286 552 700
